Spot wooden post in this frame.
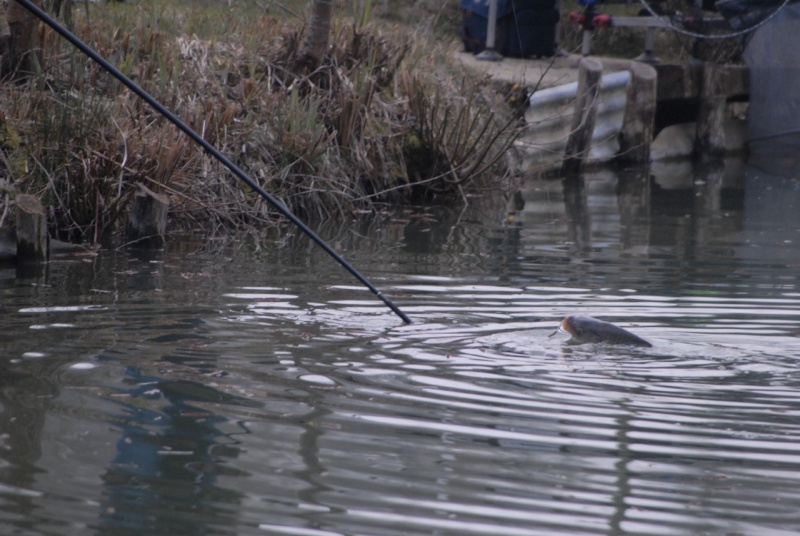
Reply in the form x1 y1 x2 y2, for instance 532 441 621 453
15 194 48 262
0 4 11 59
695 62 726 157
126 184 168 248
4 0 42 76
618 61 657 165
561 57 602 177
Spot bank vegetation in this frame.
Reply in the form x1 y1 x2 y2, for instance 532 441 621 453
0 0 521 244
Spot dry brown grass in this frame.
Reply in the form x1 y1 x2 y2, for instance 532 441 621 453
0 0 520 243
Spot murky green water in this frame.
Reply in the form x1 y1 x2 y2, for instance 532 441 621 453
2 159 800 535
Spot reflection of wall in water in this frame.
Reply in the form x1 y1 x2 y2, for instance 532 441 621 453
513 162 754 291
649 159 745 250
519 170 626 254
741 167 800 265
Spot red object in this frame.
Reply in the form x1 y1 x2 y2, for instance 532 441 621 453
592 14 612 27
568 11 586 24
568 10 613 29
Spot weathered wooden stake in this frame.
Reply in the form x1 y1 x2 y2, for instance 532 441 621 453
15 193 48 262
4 0 42 76
126 184 168 249
618 61 657 165
695 62 727 157
0 4 11 56
561 57 602 176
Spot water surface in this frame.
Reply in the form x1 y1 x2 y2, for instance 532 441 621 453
1 159 800 535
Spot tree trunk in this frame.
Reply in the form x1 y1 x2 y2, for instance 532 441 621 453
293 0 333 75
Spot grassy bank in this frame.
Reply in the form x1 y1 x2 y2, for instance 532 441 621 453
0 0 519 243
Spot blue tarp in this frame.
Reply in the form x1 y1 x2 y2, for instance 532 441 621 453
460 0 558 57
458 0 515 19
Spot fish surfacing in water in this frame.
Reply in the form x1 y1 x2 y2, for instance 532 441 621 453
557 315 652 347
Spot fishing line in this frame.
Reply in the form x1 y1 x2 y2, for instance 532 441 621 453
17 0 412 325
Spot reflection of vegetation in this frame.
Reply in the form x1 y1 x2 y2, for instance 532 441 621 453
0 0 520 243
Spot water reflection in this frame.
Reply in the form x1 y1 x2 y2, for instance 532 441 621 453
1 154 800 535
98 372 247 535
742 164 800 262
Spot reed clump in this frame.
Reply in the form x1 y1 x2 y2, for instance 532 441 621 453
0 1 520 243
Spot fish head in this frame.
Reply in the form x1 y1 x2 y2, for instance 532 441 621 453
559 315 652 347
561 315 606 344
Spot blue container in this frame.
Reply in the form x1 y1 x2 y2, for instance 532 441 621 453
459 0 516 19
460 0 559 57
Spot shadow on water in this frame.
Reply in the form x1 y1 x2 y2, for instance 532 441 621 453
1 154 800 535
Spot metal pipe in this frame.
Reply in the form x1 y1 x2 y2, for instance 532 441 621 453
645 27 655 54
15 0 413 324
485 0 498 50
476 0 503 61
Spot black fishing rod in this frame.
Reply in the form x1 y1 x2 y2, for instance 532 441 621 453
17 0 412 324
